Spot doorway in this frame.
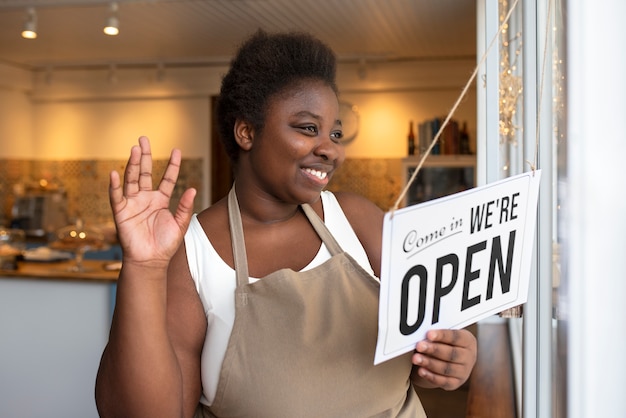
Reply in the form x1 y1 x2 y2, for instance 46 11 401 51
210 95 233 204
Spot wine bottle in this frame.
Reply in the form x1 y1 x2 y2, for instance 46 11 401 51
460 121 471 154
408 120 416 156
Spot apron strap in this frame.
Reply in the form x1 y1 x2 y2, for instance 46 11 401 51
300 202 344 256
227 186 250 286
228 187 346 285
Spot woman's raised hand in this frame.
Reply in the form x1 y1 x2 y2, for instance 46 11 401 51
109 136 197 268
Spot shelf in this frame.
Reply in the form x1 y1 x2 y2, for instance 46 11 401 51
402 155 476 207
402 154 476 167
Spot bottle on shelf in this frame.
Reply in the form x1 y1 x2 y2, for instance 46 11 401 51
460 121 471 154
407 120 416 156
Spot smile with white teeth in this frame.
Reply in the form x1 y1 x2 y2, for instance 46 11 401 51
304 168 328 180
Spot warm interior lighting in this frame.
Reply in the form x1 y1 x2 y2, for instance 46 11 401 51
104 16 119 35
103 2 119 36
21 7 37 39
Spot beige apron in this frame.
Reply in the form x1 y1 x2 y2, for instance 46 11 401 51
196 188 426 417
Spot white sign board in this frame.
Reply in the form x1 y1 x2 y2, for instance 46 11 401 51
375 170 541 365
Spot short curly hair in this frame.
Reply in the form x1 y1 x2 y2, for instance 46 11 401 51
216 30 338 162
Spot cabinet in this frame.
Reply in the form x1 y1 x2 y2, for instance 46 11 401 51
0 261 116 418
401 155 476 207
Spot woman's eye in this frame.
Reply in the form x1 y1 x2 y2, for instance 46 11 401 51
330 130 344 143
302 125 318 134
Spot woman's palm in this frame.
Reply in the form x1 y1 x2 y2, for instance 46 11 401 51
109 137 196 265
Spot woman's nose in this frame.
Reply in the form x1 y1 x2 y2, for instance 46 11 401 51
314 135 344 161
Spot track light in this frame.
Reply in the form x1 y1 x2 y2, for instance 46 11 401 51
156 62 166 82
108 63 118 84
22 7 37 39
104 2 119 36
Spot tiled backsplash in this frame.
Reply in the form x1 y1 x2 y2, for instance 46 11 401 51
327 158 403 211
0 158 204 229
0 157 403 230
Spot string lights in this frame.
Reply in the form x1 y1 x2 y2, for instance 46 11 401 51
498 0 523 146
498 0 524 319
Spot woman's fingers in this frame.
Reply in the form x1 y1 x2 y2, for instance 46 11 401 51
413 329 477 390
115 137 189 211
138 136 154 192
158 148 181 198
173 187 197 230
109 170 124 209
160 147 197 229
123 144 142 196
121 137 155 196
413 349 465 387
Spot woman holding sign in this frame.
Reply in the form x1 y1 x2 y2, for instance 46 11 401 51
95 30 477 417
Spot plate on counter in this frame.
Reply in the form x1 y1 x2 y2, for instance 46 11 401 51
103 261 122 271
23 247 73 262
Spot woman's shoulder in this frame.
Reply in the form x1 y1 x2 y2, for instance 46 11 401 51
326 190 384 276
191 199 233 259
324 191 384 241
195 198 228 230
327 190 384 220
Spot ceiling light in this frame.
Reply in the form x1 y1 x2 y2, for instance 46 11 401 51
103 2 119 36
21 7 37 39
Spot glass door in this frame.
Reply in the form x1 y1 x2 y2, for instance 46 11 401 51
477 0 565 416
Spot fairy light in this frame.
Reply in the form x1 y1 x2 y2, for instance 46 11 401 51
498 0 523 146
498 0 524 318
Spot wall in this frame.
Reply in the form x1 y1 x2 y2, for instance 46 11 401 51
0 58 477 160
26 65 224 160
31 97 210 160
0 57 477 218
0 64 34 158
338 59 477 158
340 89 476 157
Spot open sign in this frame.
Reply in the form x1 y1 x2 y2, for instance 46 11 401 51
375 171 541 365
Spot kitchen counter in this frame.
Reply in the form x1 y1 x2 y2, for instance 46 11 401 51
0 259 120 282
0 258 118 417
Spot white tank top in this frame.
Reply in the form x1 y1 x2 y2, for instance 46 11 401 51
184 191 377 405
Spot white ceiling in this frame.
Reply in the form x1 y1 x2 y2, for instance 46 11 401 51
0 0 476 71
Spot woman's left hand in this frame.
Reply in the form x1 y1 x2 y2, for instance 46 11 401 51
411 328 477 391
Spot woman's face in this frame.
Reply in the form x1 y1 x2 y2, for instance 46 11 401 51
245 79 346 205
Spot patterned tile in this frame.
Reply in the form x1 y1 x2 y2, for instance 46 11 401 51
0 158 204 230
1 157 403 229
327 158 403 211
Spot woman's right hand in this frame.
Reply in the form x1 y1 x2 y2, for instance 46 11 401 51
97 136 202 418
109 136 197 268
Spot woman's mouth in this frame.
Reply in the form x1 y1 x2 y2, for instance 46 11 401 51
303 168 328 181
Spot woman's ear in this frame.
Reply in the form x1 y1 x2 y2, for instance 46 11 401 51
234 119 254 151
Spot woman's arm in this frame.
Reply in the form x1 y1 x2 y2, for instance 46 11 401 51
95 137 206 418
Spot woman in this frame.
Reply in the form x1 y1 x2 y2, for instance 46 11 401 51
95 30 477 418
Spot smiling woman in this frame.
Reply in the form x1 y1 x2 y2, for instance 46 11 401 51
94 29 477 418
